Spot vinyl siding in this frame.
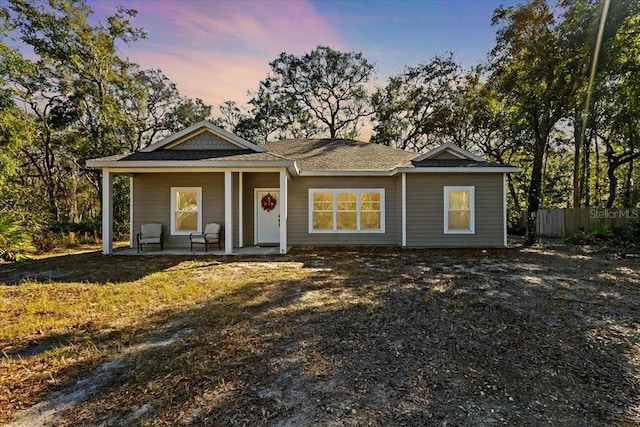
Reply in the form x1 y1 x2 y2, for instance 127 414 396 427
405 173 505 247
429 150 463 160
287 176 401 246
170 131 243 150
133 173 233 248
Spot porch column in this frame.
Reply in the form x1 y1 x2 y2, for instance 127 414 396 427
129 176 134 248
401 173 407 247
102 169 113 255
238 172 243 248
279 169 288 254
503 173 508 247
224 170 233 254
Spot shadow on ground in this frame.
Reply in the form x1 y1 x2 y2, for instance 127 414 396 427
3 246 640 426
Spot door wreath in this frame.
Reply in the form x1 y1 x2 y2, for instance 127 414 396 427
261 193 277 212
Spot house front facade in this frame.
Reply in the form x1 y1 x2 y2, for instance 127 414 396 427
87 121 518 255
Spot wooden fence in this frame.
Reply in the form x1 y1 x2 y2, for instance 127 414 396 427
532 208 640 237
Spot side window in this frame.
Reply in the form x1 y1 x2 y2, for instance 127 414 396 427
171 187 202 235
444 186 474 234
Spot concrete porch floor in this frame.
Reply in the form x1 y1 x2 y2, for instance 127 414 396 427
113 246 289 256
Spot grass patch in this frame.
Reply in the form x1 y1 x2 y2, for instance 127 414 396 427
1 246 639 426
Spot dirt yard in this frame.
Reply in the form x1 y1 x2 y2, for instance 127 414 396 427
1 243 639 426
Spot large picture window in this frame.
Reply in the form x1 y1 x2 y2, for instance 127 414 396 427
444 186 475 234
309 189 385 233
171 187 202 235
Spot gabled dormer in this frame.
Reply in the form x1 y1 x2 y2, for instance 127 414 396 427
142 120 265 153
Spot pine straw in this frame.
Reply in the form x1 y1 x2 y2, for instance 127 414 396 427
1 244 639 426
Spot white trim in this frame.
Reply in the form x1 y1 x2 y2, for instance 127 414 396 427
86 162 518 176
86 160 295 169
224 171 233 254
102 169 113 255
254 187 280 245
395 166 520 174
279 169 288 254
503 173 508 247
129 176 134 248
401 173 407 247
170 187 202 235
141 120 265 153
413 142 486 162
238 172 243 248
443 186 475 234
308 188 386 234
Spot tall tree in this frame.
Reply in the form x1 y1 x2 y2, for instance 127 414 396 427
490 0 584 244
371 55 462 152
253 46 374 140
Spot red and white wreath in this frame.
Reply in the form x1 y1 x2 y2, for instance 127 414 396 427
261 193 277 212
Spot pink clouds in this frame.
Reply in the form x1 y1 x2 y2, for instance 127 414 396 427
113 0 344 106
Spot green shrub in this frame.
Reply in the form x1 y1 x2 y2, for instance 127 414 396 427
0 215 31 261
568 220 640 247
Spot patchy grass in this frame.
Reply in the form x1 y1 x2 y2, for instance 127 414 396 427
1 244 639 426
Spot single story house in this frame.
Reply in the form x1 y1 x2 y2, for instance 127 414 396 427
87 121 519 255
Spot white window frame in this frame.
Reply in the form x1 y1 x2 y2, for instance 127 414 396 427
308 188 385 233
171 187 202 235
444 186 475 234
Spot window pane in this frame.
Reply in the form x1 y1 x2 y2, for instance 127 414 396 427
361 212 381 229
313 212 333 230
337 212 357 229
313 193 333 211
449 190 470 210
177 191 198 211
337 193 356 211
176 211 198 231
448 211 470 230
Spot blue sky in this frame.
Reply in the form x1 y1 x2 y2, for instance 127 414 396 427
86 0 521 108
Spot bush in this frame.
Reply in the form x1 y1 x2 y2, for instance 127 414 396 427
568 220 640 248
0 215 31 261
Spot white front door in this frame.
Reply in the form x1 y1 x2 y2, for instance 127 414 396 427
256 189 280 244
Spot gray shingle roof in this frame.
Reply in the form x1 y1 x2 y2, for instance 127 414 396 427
89 149 286 162
263 139 417 171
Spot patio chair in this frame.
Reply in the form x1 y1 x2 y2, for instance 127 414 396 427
190 223 222 252
137 223 163 253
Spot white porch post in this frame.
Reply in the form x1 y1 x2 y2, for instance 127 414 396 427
129 176 134 248
503 173 508 247
224 170 233 254
279 169 288 254
102 169 113 255
238 172 243 248
401 173 407 247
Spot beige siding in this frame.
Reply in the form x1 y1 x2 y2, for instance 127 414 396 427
429 150 464 160
287 176 401 246
170 131 243 150
133 173 228 248
406 173 505 247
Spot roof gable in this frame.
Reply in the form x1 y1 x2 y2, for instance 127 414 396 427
141 121 265 153
413 142 485 162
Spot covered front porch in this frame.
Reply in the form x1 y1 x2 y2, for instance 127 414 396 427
101 168 291 256
113 245 289 256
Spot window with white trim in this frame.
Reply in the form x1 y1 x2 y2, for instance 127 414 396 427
309 189 385 233
444 186 474 234
171 187 202 235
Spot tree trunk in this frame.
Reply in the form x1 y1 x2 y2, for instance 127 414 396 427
573 112 581 207
623 159 633 207
525 135 546 245
606 162 617 208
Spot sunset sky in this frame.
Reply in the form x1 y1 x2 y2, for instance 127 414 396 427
87 0 520 110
